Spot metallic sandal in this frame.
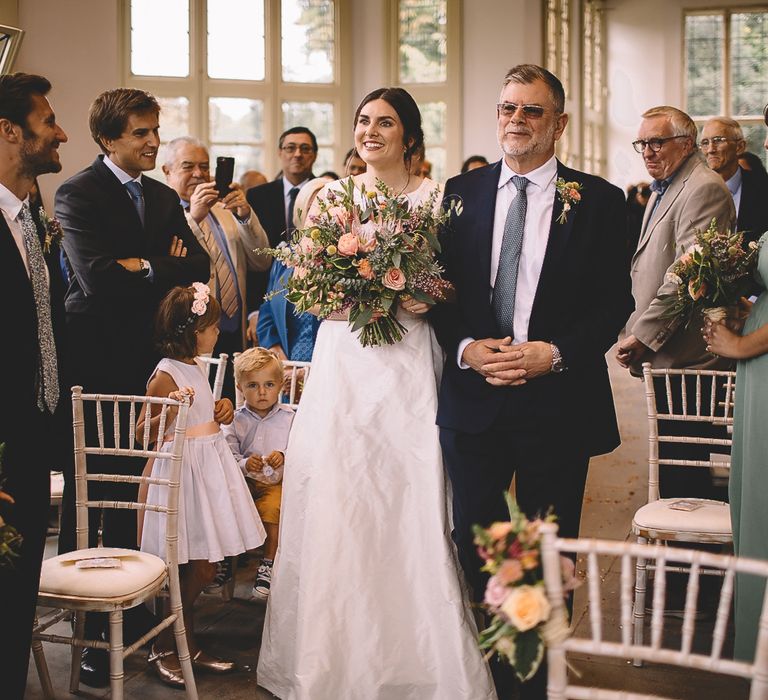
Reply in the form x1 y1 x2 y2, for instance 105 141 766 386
192 649 235 673
148 645 185 688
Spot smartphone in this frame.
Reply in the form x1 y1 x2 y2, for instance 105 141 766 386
214 156 235 199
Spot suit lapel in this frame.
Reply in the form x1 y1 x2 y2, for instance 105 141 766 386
475 161 502 289
93 156 148 243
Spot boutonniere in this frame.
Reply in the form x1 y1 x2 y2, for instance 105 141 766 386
555 178 583 225
39 208 64 254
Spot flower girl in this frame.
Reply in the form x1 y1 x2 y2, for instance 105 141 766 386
138 283 265 687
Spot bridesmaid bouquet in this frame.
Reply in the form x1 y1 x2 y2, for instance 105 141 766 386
474 495 577 681
263 177 459 347
0 444 23 569
662 218 759 327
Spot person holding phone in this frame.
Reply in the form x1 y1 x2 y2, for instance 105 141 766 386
163 137 272 397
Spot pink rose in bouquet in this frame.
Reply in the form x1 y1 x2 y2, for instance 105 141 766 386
382 267 406 291
337 232 360 256
298 236 316 254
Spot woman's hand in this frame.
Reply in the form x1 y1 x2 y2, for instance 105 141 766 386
703 320 743 359
0 488 15 505
400 294 430 315
214 398 234 425
169 386 195 406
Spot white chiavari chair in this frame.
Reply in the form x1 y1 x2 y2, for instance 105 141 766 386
31 386 198 700
197 352 229 401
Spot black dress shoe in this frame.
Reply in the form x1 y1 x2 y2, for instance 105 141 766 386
80 647 109 688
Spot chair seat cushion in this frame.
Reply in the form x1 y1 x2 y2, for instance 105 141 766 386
39 547 166 600
633 499 731 537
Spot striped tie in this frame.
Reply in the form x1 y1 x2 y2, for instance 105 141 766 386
200 214 238 318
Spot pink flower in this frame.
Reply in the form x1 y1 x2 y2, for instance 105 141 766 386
298 236 315 254
327 206 349 228
382 267 406 291
337 232 360 256
358 258 375 280
497 559 524 585
293 266 309 280
191 299 207 315
484 574 511 611
352 218 379 251
569 188 581 200
560 556 580 594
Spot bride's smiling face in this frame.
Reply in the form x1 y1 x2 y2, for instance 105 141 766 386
354 99 407 168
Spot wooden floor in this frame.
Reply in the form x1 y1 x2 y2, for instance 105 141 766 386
24 349 749 699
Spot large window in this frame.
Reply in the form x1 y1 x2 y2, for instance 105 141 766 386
123 0 350 181
393 0 460 182
685 8 768 168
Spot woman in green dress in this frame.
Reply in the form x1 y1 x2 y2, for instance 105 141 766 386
705 232 768 661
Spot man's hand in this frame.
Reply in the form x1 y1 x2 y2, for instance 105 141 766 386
246 314 259 346
168 235 187 257
189 181 219 224
462 337 524 384
481 340 553 386
116 257 142 272
0 488 15 504
616 334 648 368
246 454 264 474
213 397 234 425
220 182 251 220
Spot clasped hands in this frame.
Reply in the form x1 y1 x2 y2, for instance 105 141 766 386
462 337 553 386
246 450 285 475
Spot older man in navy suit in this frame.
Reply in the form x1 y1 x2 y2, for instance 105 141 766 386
432 64 633 699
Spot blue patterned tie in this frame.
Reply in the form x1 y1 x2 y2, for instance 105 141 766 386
492 175 529 338
125 180 145 226
289 312 315 362
19 203 59 413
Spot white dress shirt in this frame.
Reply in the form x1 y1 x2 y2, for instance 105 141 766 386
0 182 31 277
103 154 144 190
458 155 557 366
725 167 743 215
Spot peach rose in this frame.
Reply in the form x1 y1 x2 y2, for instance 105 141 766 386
500 585 551 632
487 522 514 541
382 267 406 291
337 232 360 256
497 559 524 585
569 188 581 200
358 259 375 280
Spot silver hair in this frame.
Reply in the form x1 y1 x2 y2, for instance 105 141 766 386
703 116 744 141
641 106 698 142
163 136 207 169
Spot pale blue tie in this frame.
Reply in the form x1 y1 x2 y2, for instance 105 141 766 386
492 175 529 338
125 180 145 226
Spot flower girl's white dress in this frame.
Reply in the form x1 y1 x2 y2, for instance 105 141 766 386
257 179 496 700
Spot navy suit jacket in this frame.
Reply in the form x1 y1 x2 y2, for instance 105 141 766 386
56 155 209 395
431 159 634 456
737 166 768 245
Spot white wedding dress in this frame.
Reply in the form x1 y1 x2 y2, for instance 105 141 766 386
257 178 496 700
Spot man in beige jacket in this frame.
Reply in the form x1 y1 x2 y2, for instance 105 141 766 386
617 106 736 499
163 136 271 395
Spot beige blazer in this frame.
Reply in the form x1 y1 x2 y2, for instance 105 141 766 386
626 152 736 373
185 202 271 346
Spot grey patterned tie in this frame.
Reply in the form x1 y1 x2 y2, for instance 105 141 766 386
287 186 300 236
125 180 145 226
19 203 59 413
492 175 529 338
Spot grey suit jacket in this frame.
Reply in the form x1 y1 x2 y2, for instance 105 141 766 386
626 152 736 373
185 202 271 345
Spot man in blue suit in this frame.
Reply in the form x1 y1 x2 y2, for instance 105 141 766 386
432 64 633 699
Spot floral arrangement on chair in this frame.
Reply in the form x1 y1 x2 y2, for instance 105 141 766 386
474 495 578 681
0 444 23 569
662 218 759 326
261 177 459 347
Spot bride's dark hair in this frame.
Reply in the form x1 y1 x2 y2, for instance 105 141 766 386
353 87 424 166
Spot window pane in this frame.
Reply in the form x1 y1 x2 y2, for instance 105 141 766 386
208 0 265 80
209 98 263 143
685 14 723 117
730 12 768 116
425 146 445 183
314 148 336 177
131 0 189 77
282 101 334 143
741 123 768 171
210 145 265 183
399 0 447 83
144 97 190 183
420 101 446 146
282 0 334 83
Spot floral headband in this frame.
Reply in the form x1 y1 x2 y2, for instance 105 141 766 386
174 282 211 335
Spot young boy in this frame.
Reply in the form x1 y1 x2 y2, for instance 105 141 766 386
223 347 294 600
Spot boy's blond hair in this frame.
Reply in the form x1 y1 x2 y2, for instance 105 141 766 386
234 347 284 387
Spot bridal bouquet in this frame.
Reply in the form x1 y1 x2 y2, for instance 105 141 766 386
0 444 23 569
474 495 577 681
264 177 459 347
662 218 759 326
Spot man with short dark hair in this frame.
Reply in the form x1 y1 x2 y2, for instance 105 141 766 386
0 72 68 700
701 116 768 245
55 87 208 686
244 126 317 343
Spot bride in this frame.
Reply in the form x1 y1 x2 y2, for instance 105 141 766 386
256 87 496 700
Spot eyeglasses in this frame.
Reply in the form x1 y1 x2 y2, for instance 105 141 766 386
699 136 734 149
632 135 688 153
280 144 315 155
496 103 552 119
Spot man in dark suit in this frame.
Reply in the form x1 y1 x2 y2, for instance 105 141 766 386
701 117 768 245
0 72 69 700
432 64 633 699
55 88 208 684
244 126 317 343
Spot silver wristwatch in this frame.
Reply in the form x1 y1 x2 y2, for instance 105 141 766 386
139 258 150 275
550 343 565 373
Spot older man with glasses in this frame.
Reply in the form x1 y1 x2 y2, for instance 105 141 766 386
701 116 768 245
617 105 736 501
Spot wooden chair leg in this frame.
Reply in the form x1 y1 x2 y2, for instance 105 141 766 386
109 610 124 700
31 618 55 700
633 536 649 667
69 611 85 693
